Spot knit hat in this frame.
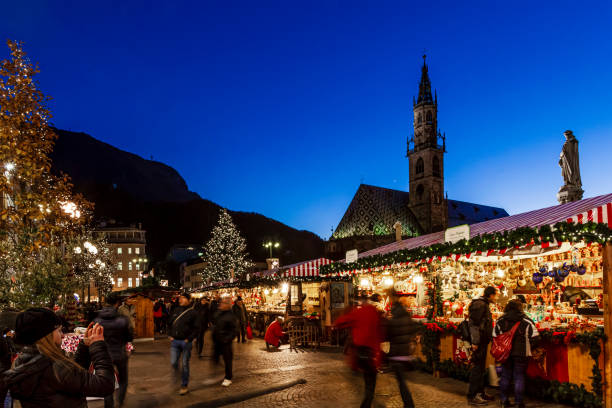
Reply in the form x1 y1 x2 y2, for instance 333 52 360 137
15 308 62 345
179 292 191 301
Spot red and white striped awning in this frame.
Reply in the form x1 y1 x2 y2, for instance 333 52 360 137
565 202 612 226
281 258 332 277
359 193 612 259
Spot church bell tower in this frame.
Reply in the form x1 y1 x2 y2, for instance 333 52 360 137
407 55 447 233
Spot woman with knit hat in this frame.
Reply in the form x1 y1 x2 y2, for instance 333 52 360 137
1 307 115 407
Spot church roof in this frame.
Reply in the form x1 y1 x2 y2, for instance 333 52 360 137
447 199 508 227
332 184 422 239
332 184 509 239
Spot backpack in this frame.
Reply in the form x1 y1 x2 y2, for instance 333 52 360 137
457 319 471 342
490 321 520 363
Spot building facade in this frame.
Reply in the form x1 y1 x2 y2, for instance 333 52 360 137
96 223 147 292
181 259 206 290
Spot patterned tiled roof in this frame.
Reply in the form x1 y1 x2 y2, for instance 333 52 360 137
333 185 509 239
332 185 422 239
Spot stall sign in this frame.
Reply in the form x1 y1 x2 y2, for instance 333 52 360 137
346 249 358 263
445 224 470 244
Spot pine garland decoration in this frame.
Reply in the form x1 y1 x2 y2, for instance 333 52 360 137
320 221 612 276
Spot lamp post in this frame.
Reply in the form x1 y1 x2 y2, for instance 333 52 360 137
263 241 280 258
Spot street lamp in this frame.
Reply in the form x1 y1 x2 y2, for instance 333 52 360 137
263 241 280 258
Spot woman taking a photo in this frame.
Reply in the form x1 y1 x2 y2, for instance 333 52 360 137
2 307 115 407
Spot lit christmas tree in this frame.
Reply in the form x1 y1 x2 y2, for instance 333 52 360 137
202 209 252 283
0 40 93 308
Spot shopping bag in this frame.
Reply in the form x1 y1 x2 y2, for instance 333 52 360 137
490 322 520 363
246 323 253 340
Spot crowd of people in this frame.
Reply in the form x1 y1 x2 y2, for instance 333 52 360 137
335 286 540 408
0 285 541 408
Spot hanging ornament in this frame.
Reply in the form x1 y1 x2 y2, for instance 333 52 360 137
577 265 587 275
532 272 543 284
539 265 548 274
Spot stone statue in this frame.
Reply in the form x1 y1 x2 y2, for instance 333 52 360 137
557 130 584 204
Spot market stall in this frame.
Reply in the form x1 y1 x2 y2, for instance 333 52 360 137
321 193 612 408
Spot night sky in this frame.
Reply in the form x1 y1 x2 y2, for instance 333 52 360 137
2 1 612 238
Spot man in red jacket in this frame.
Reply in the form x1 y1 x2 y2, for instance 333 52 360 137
335 294 383 408
264 317 285 351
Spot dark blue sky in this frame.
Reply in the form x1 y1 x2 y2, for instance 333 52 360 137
2 1 612 238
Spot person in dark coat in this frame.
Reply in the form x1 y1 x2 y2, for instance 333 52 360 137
493 300 540 408
467 286 497 406
195 297 210 357
385 293 422 408
168 293 199 395
153 299 167 334
1 308 114 408
212 297 238 387
232 296 248 343
209 295 220 316
94 294 134 408
0 327 15 406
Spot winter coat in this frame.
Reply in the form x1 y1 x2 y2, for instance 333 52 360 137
264 321 285 347
168 305 199 342
385 303 422 357
195 303 210 331
212 310 238 345
468 297 493 346
335 303 383 352
0 336 12 373
335 304 384 370
93 307 134 361
1 341 115 408
232 303 247 326
493 309 540 357
153 301 165 318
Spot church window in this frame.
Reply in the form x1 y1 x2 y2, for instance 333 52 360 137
426 111 433 123
416 158 424 175
417 113 422 124
416 184 424 201
433 156 440 177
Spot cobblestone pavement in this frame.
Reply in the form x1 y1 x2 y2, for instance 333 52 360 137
87 335 570 408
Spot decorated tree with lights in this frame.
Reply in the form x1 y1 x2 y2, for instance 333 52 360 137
0 40 92 308
68 231 117 302
202 209 252 283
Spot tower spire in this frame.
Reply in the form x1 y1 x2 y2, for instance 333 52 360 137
416 54 433 105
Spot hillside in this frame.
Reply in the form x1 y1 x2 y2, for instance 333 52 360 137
50 129 324 284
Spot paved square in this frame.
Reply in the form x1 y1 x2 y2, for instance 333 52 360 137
87 335 570 408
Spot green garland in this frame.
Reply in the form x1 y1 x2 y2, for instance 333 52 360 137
320 221 612 276
197 273 351 292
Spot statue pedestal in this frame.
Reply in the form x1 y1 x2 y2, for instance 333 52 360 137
557 185 584 204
